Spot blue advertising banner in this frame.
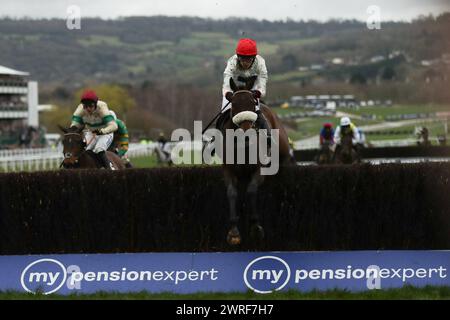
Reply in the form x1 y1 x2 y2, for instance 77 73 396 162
0 251 448 295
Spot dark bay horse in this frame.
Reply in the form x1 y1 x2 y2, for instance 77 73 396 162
333 132 360 164
316 141 333 165
218 78 295 246
59 126 125 169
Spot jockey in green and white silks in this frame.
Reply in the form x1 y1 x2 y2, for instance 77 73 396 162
108 110 133 168
70 90 118 169
108 110 129 157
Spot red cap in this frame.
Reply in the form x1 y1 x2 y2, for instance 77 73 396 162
81 90 98 103
324 123 332 128
236 38 257 56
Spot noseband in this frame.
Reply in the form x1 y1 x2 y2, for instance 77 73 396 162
62 132 86 167
231 90 258 126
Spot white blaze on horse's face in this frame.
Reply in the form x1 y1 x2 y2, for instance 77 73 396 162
232 111 258 126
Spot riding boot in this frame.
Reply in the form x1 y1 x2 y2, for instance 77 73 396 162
98 151 114 170
124 158 133 168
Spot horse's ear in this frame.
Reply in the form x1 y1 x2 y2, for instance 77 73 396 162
246 76 258 90
58 124 68 133
229 77 238 92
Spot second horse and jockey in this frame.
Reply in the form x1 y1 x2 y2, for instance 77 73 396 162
59 90 132 169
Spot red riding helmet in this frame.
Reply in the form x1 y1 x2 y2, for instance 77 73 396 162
236 38 257 56
323 123 332 129
80 90 99 103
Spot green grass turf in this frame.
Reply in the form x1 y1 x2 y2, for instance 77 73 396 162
339 104 450 118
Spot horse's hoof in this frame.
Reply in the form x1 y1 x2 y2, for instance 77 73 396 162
227 227 241 246
250 224 265 242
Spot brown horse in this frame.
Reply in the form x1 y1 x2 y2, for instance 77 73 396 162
59 126 125 169
333 132 360 164
217 78 295 246
316 141 333 165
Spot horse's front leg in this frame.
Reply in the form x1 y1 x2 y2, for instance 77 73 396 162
247 169 265 243
224 169 240 245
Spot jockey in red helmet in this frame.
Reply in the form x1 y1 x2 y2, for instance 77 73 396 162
320 122 335 146
70 89 118 169
222 38 267 104
217 38 270 135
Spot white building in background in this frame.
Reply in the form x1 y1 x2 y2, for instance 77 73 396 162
0 65 39 148
331 57 344 65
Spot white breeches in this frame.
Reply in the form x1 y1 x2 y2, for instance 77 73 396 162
85 131 113 153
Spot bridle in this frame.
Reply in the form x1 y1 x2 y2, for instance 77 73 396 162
231 90 258 129
232 90 258 104
60 132 88 168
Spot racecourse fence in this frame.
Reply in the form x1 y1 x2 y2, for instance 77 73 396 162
294 145 450 162
0 164 449 254
2 143 450 171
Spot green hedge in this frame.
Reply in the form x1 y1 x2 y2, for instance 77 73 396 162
295 146 450 161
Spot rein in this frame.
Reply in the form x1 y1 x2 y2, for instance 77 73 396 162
202 91 257 135
202 101 231 135
61 131 91 168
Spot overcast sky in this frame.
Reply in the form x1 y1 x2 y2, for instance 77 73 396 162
1 0 449 21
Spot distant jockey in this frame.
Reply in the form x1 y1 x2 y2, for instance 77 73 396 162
108 110 132 168
334 116 360 147
320 122 335 146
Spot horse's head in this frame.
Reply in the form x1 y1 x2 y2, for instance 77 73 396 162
339 130 355 163
229 77 258 131
58 125 86 167
341 129 353 146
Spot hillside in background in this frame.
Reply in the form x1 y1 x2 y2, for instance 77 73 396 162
1 14 450 137
0 14 449 88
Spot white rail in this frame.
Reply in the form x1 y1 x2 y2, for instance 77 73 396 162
0 143 157 172
368 139 419 147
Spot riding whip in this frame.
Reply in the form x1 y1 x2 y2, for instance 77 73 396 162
201 100 231 135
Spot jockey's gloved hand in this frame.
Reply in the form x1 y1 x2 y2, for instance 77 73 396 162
225 91 234 102
92 129 104 135
251 90 262 99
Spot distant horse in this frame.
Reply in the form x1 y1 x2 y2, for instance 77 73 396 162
154 142 173 166
217 77 295 246
417 127 431 147
333 132 360 164
59 126 125 169
316 141 333 165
